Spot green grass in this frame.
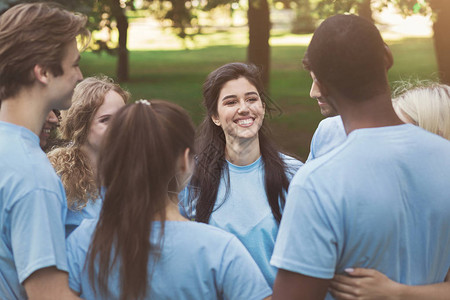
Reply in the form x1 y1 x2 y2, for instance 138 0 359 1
79 35 437 161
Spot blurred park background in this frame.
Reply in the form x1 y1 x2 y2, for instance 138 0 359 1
1 0 448 160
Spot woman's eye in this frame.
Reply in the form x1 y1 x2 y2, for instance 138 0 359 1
247 98 258 102
100 117 110 124
224 100 237 106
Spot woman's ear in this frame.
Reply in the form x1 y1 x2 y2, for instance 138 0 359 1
176 148 194 190
211 115 221 126
179 148 192 173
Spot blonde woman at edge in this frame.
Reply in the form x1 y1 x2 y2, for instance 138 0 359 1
392 82 450 140
47 76 129 237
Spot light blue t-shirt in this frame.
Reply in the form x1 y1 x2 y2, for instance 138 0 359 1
65 197 102 238
0 122 68 299
271 124 450 299
306 116 346 162
180 154 302 287
67 219 272 300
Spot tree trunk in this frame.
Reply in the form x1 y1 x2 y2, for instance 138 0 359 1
247 0 271 89
430 0 450 85
358 0 373 23
109 0 129 82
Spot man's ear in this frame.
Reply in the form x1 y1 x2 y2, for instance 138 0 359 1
33 65 50 85
383 43 394 71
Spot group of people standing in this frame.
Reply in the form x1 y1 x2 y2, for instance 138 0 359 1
0 2 449 300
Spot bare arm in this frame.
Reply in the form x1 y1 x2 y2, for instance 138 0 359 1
330 268 450 300
272 269 330 300
23 267 81 300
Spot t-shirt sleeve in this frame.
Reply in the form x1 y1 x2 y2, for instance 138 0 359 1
10 189 68 283
66 233 83 294
306 121 323 163
271 184 341 279
219 236 272 300
283 155 303 180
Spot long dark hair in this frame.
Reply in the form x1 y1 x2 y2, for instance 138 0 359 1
191 62 291 224
87 100 195 300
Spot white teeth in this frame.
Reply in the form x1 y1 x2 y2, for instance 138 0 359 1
43 129 51 134
237 119 253 126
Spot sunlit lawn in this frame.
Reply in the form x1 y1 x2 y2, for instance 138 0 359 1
80 30 437 160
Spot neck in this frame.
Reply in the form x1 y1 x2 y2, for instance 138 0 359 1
163 195 188 221
336 93 404 135
225 135 261 166
0 88 50 135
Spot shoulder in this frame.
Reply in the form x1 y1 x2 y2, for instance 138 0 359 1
311 116 345 141
67 218 98 250
320 115 343 127
279 153 303 176
1 152 65 209
172 222 255 265
174 221 236 241
291 139 350 190
168 221 245 252
309 116 347 158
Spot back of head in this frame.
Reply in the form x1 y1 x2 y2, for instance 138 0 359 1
0 2 89 100
99 100 195 200
393 83 450 140
91 100 195 300
307 14 388 101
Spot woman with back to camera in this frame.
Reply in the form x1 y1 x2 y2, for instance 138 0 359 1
330 82 450 300
180 62 303 287
66 100 272 300
47 76 129 237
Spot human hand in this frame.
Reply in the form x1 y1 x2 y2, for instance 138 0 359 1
329 268 401 300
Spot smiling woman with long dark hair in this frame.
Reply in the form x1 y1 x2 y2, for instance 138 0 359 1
180 62 303 287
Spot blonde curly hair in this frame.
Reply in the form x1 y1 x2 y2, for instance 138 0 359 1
47 76 130 210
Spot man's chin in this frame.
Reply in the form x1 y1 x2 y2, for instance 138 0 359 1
56 95 73 110
320 106 338 118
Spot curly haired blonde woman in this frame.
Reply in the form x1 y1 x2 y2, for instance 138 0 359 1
48 76 129 237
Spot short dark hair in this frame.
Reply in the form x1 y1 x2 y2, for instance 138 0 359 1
0 2 89 100
306 14 389 101
302 49 312 71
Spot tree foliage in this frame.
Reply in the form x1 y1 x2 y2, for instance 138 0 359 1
0 0 130 82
